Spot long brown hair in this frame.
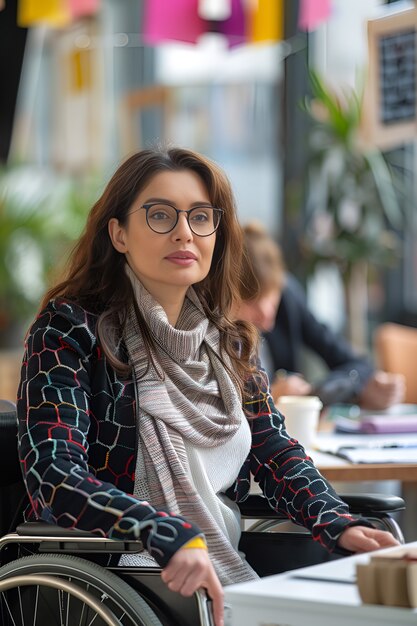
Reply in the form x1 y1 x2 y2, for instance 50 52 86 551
42 147 258 394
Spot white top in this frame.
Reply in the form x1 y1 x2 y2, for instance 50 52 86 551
120 415 251 567
185 414 252 550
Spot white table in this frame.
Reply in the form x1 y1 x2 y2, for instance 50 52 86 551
224 542 417 626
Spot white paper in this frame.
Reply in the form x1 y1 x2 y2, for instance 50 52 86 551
335 446 417 464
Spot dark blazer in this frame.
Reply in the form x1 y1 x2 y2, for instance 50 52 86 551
263 275 374 406
17 299 362 568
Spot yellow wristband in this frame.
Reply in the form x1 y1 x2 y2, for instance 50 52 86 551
181 537 208 550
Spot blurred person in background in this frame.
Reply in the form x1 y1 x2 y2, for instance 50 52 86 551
237 222 405 410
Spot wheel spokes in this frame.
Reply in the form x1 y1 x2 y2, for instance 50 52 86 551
0 591 18 626
32 585 40 626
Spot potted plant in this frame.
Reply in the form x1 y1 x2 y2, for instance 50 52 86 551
300 70 403 350
0 165 99 348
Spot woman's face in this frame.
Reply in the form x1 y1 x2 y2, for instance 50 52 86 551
108 169 217 303
238 289 281 332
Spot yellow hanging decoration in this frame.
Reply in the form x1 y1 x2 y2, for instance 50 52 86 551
69 48 92 93
18 0 71 27
249 0 283 44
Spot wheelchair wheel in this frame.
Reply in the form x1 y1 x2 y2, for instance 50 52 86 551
0 574 120 626
0 553 164 626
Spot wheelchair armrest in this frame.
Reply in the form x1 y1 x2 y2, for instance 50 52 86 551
11 522 144 555
338 493 405 514
238 493 405 519
16 522 96 538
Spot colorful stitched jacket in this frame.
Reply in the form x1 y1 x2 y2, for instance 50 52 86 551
17 299 359 568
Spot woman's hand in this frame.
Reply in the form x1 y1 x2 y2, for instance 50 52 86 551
337 525 399 553
161 548 224 626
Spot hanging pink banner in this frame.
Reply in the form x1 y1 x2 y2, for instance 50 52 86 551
216 0 246 48
69 0 100 18
298 0 332 32
143 0 206 45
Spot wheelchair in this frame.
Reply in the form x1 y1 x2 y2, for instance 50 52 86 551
0 399 405 626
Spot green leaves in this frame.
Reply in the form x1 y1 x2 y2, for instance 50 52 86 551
301 69 403 276
0 166 99 336
301 69 362 145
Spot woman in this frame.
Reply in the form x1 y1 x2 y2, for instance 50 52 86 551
238 222 405 409
17 148 397 626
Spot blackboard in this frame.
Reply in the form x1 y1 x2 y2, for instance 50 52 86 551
362 4 417 149
379 28 416 124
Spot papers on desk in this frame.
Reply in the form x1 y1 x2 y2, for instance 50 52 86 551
334 445 417 464
316 411 417 463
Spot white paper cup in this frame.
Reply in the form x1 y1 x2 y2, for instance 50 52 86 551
276 395 323 449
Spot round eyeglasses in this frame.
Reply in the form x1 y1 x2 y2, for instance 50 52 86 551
134 203 223 237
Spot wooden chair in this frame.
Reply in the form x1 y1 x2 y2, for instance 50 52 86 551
374 322 417 404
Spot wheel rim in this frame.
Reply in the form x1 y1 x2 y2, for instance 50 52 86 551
0 555 164 626
0 574 121 626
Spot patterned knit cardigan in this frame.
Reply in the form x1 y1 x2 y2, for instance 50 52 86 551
17 300 359 568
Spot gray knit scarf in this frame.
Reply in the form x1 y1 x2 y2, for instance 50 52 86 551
123 266 257 584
